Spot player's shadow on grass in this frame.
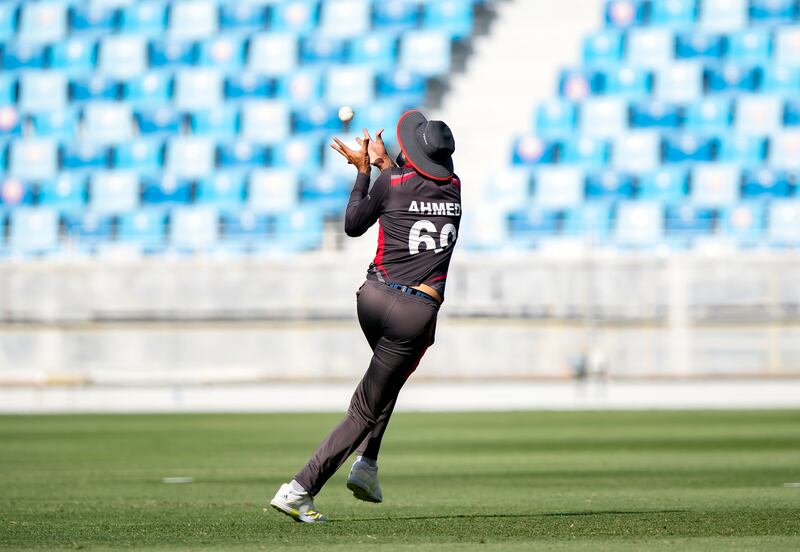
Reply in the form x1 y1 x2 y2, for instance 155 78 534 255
336 509 688 523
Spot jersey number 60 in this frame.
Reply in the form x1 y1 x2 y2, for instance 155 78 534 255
409 220 457 255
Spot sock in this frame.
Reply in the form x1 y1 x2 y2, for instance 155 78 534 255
289 479 307 494
356 455 377 468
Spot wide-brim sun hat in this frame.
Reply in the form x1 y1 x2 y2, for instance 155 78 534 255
396 110 455 180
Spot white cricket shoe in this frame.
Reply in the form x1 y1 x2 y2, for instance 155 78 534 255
347 460 383 503
270 483 328 524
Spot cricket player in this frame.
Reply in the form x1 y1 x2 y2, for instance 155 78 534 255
270 111 462 523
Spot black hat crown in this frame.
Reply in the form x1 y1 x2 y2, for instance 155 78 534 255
419 121 455 161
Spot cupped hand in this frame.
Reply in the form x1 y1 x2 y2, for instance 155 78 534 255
356 128 396 170
330 136 371 174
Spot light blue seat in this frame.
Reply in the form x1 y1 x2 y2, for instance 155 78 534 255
10 139 58 180
240 101 290 144
50 38 97 75
113 139 163 172
718 136 766 164
560 137 609 167
98 35 148 79
273 135 322 175
535 100 577 137
507 206 560 249
220 209 270 248
615 201 665 246
638 168 689 201
699 0 746 32
174 68 223 111
168 0 218 41
373 0 419 32
118 208 168 250
190 107 239 139
272 206 324 252
650 0 696 27
720 203 764 245
399 31 451 77
376 70 426 102
248 33 299 76
690 164 741 207
459 207 509 251
579 98 627 138
767 201 800 245
775 27 800 66
684 98 731 132
121 1 167 36
9 208 59 255
198 36 245 71
325 66 375 106
0 3 17 41
276 69 323 106
612 132 660 173
142 174 193 204
586 170 635 200
760 66 800 94
603 66 653 96
533 167 584 208
627 28 674 67
197 172 245 209
319 0 370 39
485 169 532 210
89 171 140 214
350 33 398 68
225 72 271 100
166 137 215 179
605 0 647 27
63 213 112 253
82 102 134 145
19 2 67 44
583 31 624 65
123 73 172 107
735 95 782 135
0 76 15 105
563 203 613 240
170 206 219 251
136 107 181 136
0 178 34 208
270 0 318 34
769 131 800 170
424 0 473 40
38 173 87 211
350 100 406 133
19 72 68 113
248 169 300 213
728 30 771 62
655 62 702 102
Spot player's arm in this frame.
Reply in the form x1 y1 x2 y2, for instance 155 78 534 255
357 129 396 171
343 170 390 237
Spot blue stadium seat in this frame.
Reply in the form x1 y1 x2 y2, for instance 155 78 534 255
350 100 407 132
735 95 781 134
10 139 58 180
190 107 238 139
99 35 148 79
136 107 181 136
650 0 696 27
535 100 577 137
248 33 299 76
142 174 193 204
663 134 717 163
767 200 800 245
220 3 267 31
62 145 109 175
62 211 115 250
655 62 703 102
301 36 347 65
165 137 215 178
485 169 532 210
507 207 561 248
676 32 726 59
225 73 272 100
750 0 796 24
300 172 350 215
9 208 59 255
784 99 800 126
560 138 609 167
38 173 87 211
630 101 683 129
665 204 716 243
586 170 636 200
89 171 140 214
82 102 134 144
0 76 15 105
761 66 800 94
0 3 17 41
511 136 558 166
534 167 584 208
728 29 771 62
319 0 370 39
373 1 419 32
684 98 731 132
580 98 627 137
19 2 67 44
424 0 473 40
0 107 22 138
113 139 164 172
699 0 747 32
198 36 245 71
168 0 218 41
603 66 653 96
774 27 800 66
174 68 223 111
563 203 613 241
2 44 48 72
769 131 800 169
614 201 664 246
117 208 168 250
271 206 324 252
706 64 761 93
612 132 661 172
149 40 197 68
18 72 67 112
742 168 795 198
123 73 172 107
217 141 268 169
170 206 219 251
51 38 97 75
272 135 322 174
718 135 766 164
376 70 426 102
637 168 689 201
399 31 451 77
294 104 341 133
270 0 319 34
276 69 323 106
350 34 398 68
626 28 674 67
583 31 624 66
220 209 270 250
605 0 647 28
1 178 34 208
69 4 117 35
69 76 120 103
121 1 167 36
197 172 245 209
690 163 740 206
248 169 299 213
558 69 603 100
325 66 375 106
720 202 764 245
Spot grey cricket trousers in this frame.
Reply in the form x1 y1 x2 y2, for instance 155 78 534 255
294 279 439 496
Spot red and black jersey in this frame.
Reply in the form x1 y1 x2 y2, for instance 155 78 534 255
345 165 462 299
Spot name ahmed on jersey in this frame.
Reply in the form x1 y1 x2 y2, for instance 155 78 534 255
408 201 461 217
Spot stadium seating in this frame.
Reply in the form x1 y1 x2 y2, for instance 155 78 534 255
0 0 484 256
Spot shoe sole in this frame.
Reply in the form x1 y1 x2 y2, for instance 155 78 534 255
347 479 382 503
269 497 327 524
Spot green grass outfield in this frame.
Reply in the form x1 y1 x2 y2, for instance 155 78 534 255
1 410 799 551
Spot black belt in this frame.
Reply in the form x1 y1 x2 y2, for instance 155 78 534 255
385 282 438 303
